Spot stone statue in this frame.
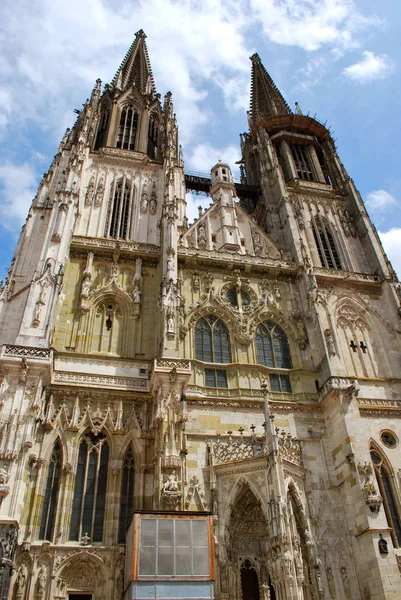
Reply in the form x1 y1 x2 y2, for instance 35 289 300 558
327 567 336 599
324 328 336 355
167 313 175 334
133 286 141 303
0 466 9 485
164 472 178 491
16 567 26 599
341 566 351 598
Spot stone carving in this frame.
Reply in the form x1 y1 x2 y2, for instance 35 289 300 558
198 223 207 249
378 534 388 555
252 229 263 255
149 182 157 214
339 208 357 238
357 461 382 512
324 328 336 355
184 475 208 510
94 176 104 207
162 472 182 510
15 565 27 600
191 272 200 293
212 431 302 466
140 180 148 213
35 566 46 600
85 176 95 207
327 566 336 599
340 566 351 598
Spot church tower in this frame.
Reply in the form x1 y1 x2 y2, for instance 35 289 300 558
0 33 400 600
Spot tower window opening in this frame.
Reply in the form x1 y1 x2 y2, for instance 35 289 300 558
116 106 139 150
108 180 131 239
315 146 331 185
291 144 313 181
106 315 112 330
312 216 342 269
370 450 401 548
39 440 62 541
69 432 109 543
147 115 159 159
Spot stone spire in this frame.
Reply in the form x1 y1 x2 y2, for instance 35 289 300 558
111 29 156 96
249 53 291 125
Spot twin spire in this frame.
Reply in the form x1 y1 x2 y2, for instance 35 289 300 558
249 53 292 125
112 29 156 96
111 32 290 124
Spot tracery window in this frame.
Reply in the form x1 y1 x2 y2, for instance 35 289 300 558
95 108 111 150
256 322 292 392
108 179 132 239
118 445 135 543
39 440 62 541
116 106 139 150
312 216 342 269
69 432 109 543
195 316 231 364
195 316 231 389
370 449 401 548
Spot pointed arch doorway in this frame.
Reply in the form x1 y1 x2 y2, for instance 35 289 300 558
225 483 276 600
240 559 260 600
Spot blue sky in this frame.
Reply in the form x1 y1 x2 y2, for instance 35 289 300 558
0 0 400 278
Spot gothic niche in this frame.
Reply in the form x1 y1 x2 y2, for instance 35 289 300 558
224 484 275 600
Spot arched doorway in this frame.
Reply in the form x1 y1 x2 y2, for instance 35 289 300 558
240 560 260 600
225 483 275 600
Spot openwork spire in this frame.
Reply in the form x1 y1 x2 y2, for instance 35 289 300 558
249 53 291 125
112 29 156 95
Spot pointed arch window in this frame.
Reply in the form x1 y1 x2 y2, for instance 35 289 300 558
116 106 139 150
256 322 292 392
370 449 401 548
95 108 111 150
195 316 231 388
39 440 62 541
69 432 109 543
118 445 135 543
195 316 231 364
108 179 132 239
147 115 159 159
312 216 342 269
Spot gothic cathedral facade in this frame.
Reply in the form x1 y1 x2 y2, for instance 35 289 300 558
0 29 400 600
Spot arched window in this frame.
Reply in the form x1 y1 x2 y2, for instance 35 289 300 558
108 179 131 239
370 449 401 548
69 432 109 543
118 445 135 543
39 440 62 541
195 316 231 363
195 316 231 388
312 216 342 269
256 322 292 392
95 108 111 150
116 106 139 150
147 115 159 159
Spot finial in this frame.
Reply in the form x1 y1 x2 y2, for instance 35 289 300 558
295 102 303 115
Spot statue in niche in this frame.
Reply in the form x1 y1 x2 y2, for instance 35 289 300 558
341 566 351 598
378 534 388 555
192 273 200 292
133 286 141 303
167 312 175 334
327 567 336 599
81 276 91 298
324 328 336 355
0 466 9 485
164 472 179 492
85 178 95 207
36 566 46 600
15 566 27 599
198 222 206 248
95 177 104 207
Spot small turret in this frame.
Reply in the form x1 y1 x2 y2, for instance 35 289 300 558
211 161 234 186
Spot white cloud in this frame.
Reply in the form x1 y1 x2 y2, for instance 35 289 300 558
250 0 380 52
378 228 401 279
0 162 38 229
187 143 241 174
343 51 395 82
365 189 398 223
